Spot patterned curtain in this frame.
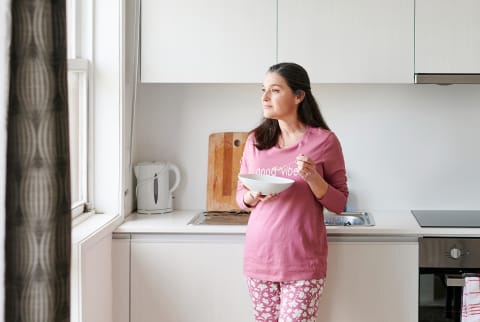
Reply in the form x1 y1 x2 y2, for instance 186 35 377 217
5 1 71 321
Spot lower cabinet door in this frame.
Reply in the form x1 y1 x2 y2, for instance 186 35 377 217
129 234 418 322
317 238 418 322
130 234 254 322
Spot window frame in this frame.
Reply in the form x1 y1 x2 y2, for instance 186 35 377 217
67 0 94 219
67 59 90 218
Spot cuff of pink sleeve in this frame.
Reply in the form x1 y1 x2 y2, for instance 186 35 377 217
317 186 347 214
237 189 253 210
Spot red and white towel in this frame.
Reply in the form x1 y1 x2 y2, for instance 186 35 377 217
462 275 480 322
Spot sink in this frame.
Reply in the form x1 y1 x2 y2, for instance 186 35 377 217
188 210 374 226
324 215 364 226
324 211 375 226
188 211 250 225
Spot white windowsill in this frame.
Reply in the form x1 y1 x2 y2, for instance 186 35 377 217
72 213 123 245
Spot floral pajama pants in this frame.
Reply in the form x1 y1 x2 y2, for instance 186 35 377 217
246 277 326 322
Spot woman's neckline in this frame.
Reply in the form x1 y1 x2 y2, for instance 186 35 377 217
277 125 311 149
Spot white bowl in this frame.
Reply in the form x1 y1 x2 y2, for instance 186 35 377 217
238 174 294 195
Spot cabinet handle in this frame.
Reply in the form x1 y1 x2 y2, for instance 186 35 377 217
445 275 465 287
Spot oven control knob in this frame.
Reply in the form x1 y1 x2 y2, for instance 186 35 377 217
450 248 462 259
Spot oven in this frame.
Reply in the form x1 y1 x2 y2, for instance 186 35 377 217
419 237 480 322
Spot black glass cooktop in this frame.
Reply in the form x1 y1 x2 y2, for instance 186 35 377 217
411 210 480 228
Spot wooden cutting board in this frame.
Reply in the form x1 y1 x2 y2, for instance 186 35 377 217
207 132 249 211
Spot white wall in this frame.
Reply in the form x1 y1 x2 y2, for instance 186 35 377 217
133 84 480 212
122 0 138 215
82 235 113 322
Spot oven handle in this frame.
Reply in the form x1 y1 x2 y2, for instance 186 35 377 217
445 275 465 287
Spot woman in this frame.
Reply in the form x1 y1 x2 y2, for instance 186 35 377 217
236 62 349 322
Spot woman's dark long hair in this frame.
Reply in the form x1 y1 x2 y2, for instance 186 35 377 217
252 62 330 150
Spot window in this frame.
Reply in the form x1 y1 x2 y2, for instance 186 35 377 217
67 59 89 217
66 0 92 218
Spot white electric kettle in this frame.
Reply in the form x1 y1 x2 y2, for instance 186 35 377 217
134 161 181 214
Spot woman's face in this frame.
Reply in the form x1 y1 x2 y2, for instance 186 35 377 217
262 71 302 121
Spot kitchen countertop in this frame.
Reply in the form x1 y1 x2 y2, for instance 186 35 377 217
114 210 480 237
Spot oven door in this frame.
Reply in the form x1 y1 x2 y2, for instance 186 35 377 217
419 268 480 322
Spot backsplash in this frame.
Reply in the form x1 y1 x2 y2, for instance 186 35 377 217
133 83 480 212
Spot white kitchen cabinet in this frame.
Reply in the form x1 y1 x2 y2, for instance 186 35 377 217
415 0 480 73
318 237 418 322
140 0 276 83
125 233 418 322
130 234 254 322
112 236 131 322
277 0 414 83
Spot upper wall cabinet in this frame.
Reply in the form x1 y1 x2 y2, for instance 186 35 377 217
415 0 480 74
277 0 414 83
140 0 277 83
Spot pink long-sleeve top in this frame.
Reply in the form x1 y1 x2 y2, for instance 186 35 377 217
236 126 349 281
